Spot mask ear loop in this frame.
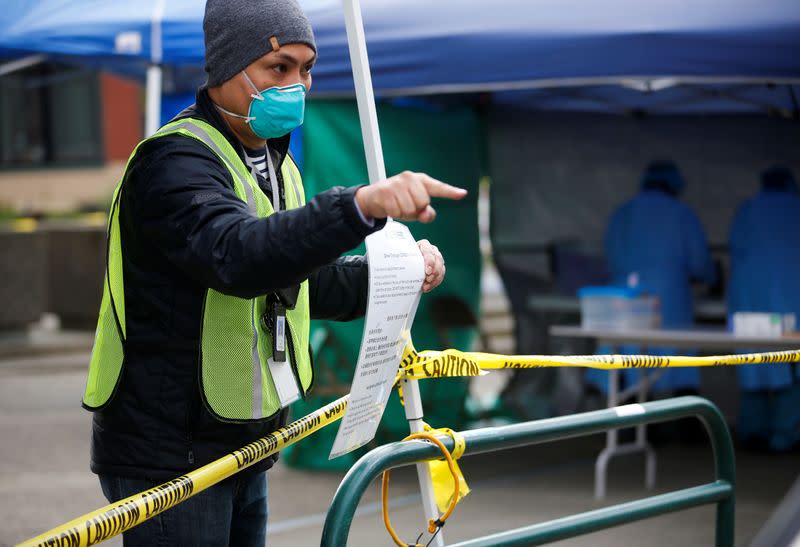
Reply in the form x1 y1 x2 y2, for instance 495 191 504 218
242 71 265 102
212 70 264 124
213 103 256 123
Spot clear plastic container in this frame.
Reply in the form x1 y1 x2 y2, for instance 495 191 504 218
578 286 661 331
731 312 796 337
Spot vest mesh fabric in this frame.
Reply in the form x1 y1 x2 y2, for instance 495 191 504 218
83 282 125 408
84 118 312 421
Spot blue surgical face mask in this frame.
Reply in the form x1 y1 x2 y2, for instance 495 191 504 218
215 71 306 139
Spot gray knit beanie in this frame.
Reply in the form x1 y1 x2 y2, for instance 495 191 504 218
204 0 317 87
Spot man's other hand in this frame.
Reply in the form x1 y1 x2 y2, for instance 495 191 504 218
418 239 445 293
354 171 467 223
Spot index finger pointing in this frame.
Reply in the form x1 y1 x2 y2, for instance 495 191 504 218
422 176 468 200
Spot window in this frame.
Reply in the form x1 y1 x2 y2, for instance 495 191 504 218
0 63 103 168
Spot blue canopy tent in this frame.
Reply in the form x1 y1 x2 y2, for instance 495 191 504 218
1 0 799 127
2 0 798 458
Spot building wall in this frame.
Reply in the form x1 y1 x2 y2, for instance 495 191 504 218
0 163 126 213
101 74 143 162
0 72 142 213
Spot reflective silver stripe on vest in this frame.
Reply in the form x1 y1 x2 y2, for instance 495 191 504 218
287 164 303 206
239 156 259 215
243 154 263 211
159 122 257 214
158 121 263 416
251 300 263 419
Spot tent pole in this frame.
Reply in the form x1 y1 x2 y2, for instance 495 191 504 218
341 0 386 184
308 75 800 100
0 54 47 77
145 0 165 136
341 1 444 545
145 64 162 136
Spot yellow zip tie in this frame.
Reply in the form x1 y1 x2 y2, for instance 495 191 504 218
423 423 470 512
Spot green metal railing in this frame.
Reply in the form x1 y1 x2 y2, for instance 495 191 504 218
320 396 735 546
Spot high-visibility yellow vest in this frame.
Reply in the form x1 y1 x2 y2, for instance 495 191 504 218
83 118 312 422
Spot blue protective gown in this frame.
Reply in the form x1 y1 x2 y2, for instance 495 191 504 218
728 187 800 450
729 188 800 389
586 188 716 393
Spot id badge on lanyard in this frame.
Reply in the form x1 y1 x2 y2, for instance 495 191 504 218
263 300 300 408
260 149 302 407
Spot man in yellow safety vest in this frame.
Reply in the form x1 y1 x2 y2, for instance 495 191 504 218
83 0 465 544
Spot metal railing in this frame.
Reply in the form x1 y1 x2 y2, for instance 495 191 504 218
320 396 735 546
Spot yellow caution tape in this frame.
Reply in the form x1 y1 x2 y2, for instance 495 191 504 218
399 345 800 381
423 423 470 513
16 395 349 547
19 337 800 546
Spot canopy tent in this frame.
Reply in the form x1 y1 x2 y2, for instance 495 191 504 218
1 0 799 122
3 0 798 452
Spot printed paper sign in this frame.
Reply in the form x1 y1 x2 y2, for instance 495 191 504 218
330 221 424 458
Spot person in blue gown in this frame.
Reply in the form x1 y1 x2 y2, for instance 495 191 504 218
728 166 800 452
586 161 717 395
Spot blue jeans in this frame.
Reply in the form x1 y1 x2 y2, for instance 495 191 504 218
99 472 268 546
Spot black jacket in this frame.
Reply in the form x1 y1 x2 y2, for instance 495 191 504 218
90 87 385 480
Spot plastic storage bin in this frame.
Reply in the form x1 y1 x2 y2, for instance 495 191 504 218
578 286 660 331
731 312 796 337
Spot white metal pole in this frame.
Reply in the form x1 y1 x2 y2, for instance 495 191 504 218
341 1 444 544
341 0 386 183
145 0 165 136
401 377 445 546
145 65 162 137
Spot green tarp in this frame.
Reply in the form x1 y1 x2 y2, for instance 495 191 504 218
282 99 483 470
